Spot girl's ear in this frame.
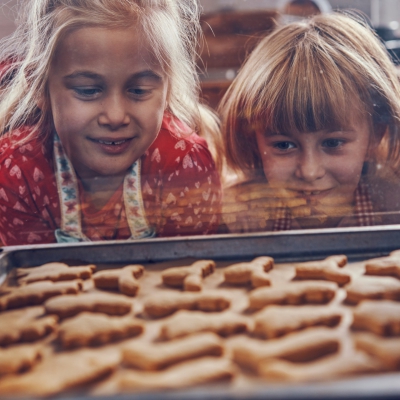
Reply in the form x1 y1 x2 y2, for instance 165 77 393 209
366 123 387 161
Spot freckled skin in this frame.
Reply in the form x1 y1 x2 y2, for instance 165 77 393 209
255 116 373 223
47 26 168 181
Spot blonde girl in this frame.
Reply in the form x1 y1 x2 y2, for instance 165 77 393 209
220 12 400 232
0 0 221 245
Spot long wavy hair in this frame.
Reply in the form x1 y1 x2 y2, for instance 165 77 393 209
0 0 213 144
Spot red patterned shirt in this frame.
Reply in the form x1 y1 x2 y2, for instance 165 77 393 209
0 115 221 245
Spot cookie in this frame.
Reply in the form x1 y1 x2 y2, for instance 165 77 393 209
144 291 231 318
294 255 350 286
0 344 42 376
0 306 58 346
223 256 274 288
258 351 381 382
93 265 144 296
0 280 83 311
231 327 340 371
249 281 338 310
0 347 121 396
351 300 400 336
354 332 400 370
344 276 400 304
161 260 215 291
253 305 343 339
122 332 223 370
160 310 248 339
58 312 144 348
365 252 400 278
44 292 133 319
16 262 96 284
116 357 235 391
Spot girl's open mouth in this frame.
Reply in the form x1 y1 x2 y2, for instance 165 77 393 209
89 137 133 154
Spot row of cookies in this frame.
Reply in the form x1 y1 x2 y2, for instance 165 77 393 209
1 252 400 396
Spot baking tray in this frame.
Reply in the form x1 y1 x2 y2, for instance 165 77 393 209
2 226 400 400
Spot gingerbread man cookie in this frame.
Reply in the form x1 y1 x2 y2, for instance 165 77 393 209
223 256 274 288
249 281 337 310
351 300 400 336
58 312 144 348
122 332 223 370
161 260 215 291
16 263 96 284
160 310 248 339
93 265 144 296
294 255 350 286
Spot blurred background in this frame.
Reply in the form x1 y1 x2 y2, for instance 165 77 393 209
1 0 400 108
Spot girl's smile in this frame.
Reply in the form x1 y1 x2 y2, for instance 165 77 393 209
47 25 168 181
256 115 372 218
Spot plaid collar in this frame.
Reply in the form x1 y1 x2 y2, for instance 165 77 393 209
272 182 376 231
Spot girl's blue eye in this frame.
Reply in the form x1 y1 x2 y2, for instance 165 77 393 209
323 138 344 148
74 87 101 97
129 87 150 97
273 141 295 150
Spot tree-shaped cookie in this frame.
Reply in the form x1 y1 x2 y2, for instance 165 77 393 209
93 265 144 296
294 255 350 285
162 260 215 291
223 256 274 288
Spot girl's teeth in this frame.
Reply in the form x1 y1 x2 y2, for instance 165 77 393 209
98 139 126 145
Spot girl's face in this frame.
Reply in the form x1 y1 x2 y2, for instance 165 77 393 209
47 26 168 179
256 115 372 220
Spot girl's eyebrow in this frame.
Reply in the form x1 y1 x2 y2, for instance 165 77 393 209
64 70 163 82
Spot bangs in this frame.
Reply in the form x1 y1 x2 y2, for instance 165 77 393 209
247 30 371 134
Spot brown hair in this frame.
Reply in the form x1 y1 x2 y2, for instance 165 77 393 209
219 12 400 178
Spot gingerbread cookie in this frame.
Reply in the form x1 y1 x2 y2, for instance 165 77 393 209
223 257 274 288
16 262 96 284
0 306 58 346
351 300 400 336
58 312 143 348
144 291 231 318
93 265 144 296
231 327 340 371
0 347 121 396
258 351 381 381
249 281 338 310
294 255 350 286
115 357 235 391
0 280 82 311
344 276 400 304
354 332 400 370
122 332 223 370
160 310 248 339
0 344 42 376
365 252 400 278
253 305 343 339
45 292 133 319
161 260 215 291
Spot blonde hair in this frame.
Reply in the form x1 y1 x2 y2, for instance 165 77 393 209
220 12 400 178
0 0 214 143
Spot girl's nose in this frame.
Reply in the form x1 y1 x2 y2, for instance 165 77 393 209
295 151 326 182
98 94 130 130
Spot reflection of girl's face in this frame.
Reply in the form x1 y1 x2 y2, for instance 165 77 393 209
255 116 371 218
48 26 168 180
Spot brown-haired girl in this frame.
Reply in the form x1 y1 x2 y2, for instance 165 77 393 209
220 12 400 232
